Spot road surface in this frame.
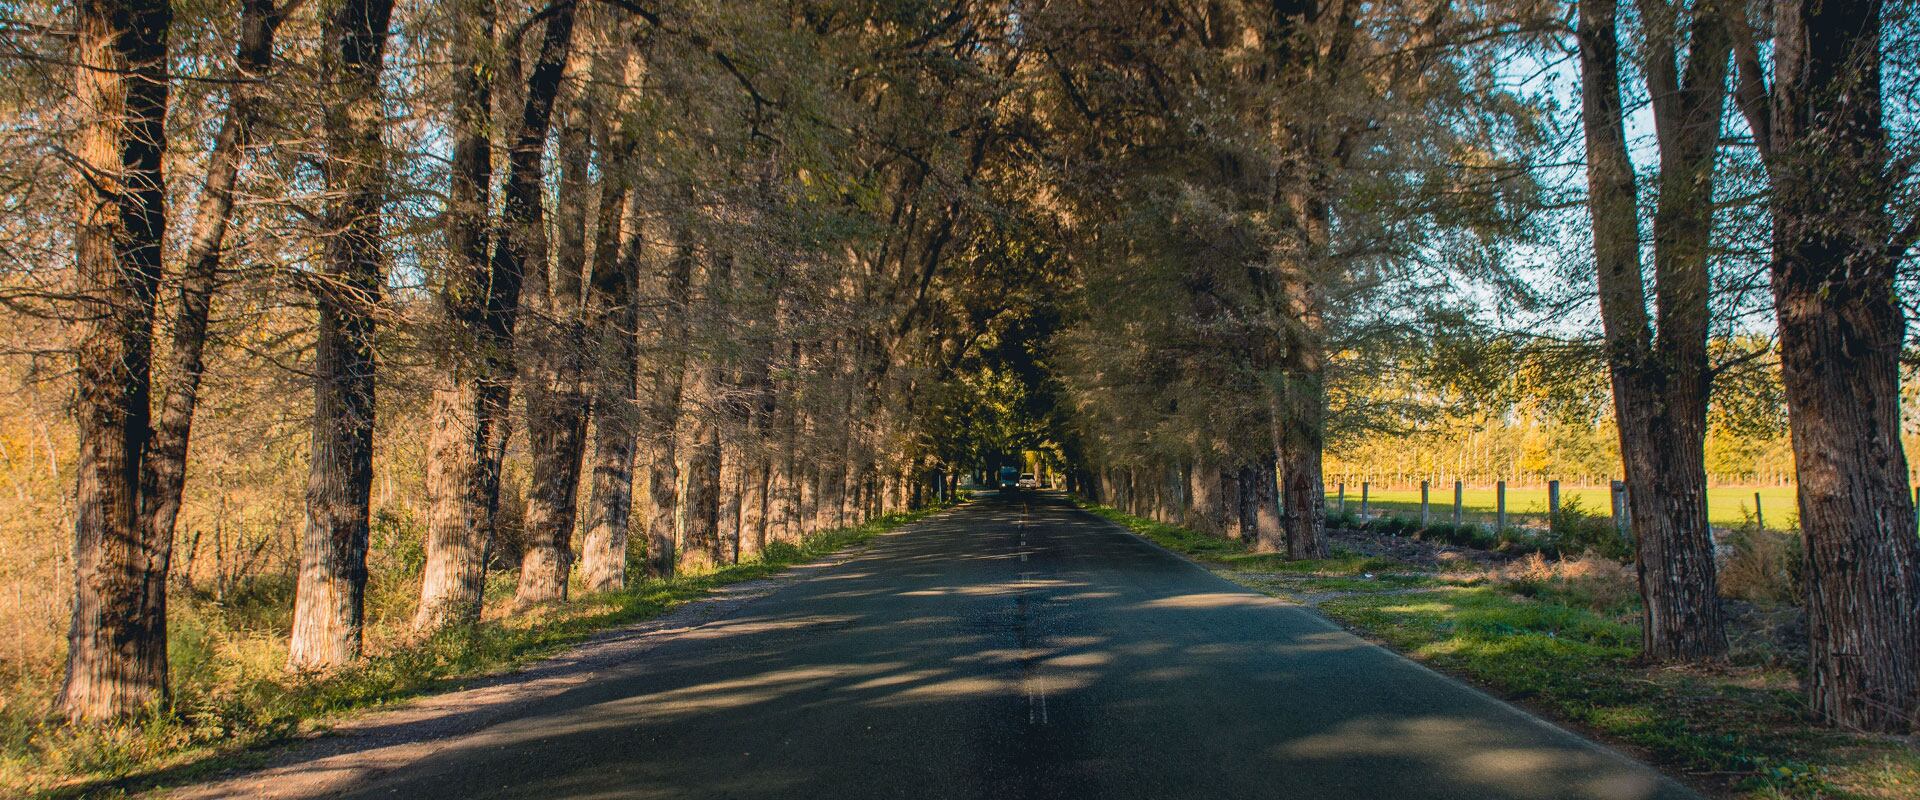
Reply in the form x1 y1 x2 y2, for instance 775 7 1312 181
198 492 1696 800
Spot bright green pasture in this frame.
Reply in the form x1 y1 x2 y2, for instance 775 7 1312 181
1325 484 1799 530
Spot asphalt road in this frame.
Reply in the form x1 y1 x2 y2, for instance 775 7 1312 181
335 492 1696 800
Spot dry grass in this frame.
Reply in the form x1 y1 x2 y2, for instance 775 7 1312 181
1720 528 1802 606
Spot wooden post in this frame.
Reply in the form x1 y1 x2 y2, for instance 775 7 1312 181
1611 480 1630 542
1337 483 1345 513
1548 480 1561 532
1754 491 1764 531
1496 480 1507 532
1420 480 1430 527
1453 480 1463 525
1360 481 1370 520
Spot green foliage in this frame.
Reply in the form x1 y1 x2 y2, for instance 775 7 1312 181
1549 497 1633 560
1411 520 1496 550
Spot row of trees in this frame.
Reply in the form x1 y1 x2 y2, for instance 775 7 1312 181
18 0 1920 736
1033 0 1920 734
32 0 1028 721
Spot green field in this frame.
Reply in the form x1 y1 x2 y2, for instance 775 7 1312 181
1326 484 1799 530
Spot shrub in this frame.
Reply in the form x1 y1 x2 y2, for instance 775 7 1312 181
1548 497 1632 561
1381 515 1417 536
1494 527 1556 558
1416 521 1496 550
1326 508 1361 530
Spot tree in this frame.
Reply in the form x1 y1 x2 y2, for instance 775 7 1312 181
416 0 575 627
288 0 395 670
1729 0 1920 732
1575 0 1729 661
514 37 597 608
579 34 645 594
416 0 499 631
60 0 174 721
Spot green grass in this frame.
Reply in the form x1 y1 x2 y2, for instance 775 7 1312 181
1330 484 1799 530
1 505 949 799
1083 498 1920 799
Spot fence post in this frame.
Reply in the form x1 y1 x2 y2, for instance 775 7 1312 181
1420 480 1430 527
1337 483 1346 513
1361 481 1370 520
1548 480 1561 532
1496 480 1507 532
1612 480 1631 543
1755 491 1764 531
1453 480 1463 525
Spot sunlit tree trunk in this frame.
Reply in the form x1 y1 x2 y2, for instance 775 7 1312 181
1732 0 1920 731
580 97 642 593
289 0 395 670
514 62 595 608
416 0 496 631
1577 0 1728 661
61 0 172 721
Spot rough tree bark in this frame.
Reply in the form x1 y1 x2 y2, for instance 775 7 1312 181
641 234 696 578
1731 0 1920 731
417 0 574 627
1576 0 1729 661
579 42 644 592
1262 0 1341 563
514 56 595 608
415 0 496 632
61 0 173 721
289 0 395 670
1272 269 1329 560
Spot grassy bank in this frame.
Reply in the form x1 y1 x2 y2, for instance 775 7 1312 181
1 505 948 799
1078 500 1918 800
1330 485 1797 531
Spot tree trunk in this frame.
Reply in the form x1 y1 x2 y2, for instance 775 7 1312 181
1250 454 1283 552
1188 457 1218 536
513 62 594 608
1576 0 1729 662
679 422 724 571
1758 0 1920 731
418 0 573 625
717 435 744 564
1273 216 1329 560
139 0 283 575
580 76 643 592
640 238 695 579
289 0 394 670
415 0 496 632
61 0 173 721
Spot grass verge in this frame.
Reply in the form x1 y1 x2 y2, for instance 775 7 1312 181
1077 499 1919 800
2 505 948 799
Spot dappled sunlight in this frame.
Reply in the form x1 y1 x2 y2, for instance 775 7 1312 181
1138 591 1281 610
159 493 1698 800
1276 716 1664 800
